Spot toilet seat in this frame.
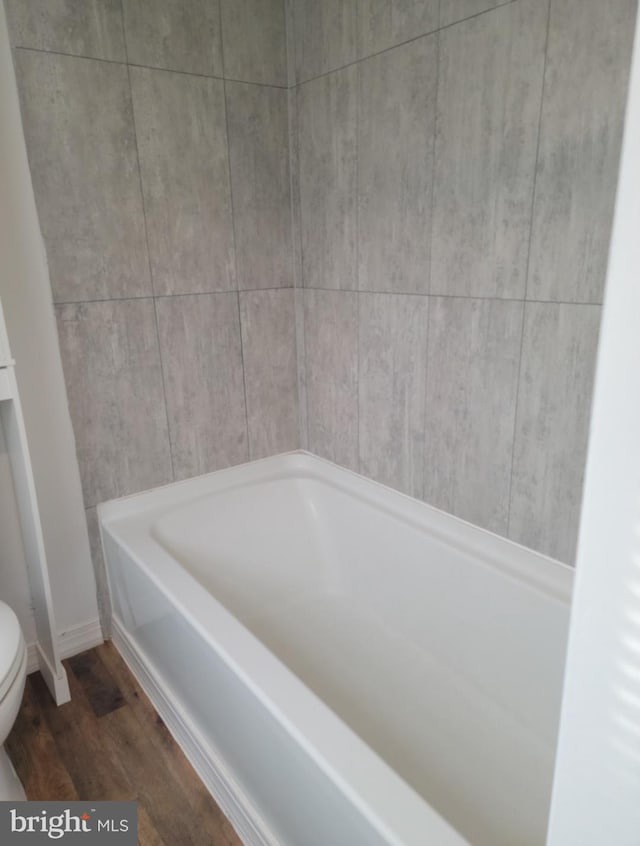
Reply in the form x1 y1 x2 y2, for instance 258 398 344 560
0 602 25 702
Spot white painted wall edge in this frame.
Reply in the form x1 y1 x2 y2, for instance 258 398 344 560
1 302 70 704
0 2 100 634
546 7 640 845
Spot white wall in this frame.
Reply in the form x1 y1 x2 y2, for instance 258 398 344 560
0 424 35 643
0 4 100 640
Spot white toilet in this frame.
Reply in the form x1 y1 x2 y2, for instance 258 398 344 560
0 600 27 800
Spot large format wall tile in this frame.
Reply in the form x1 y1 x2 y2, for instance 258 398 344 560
294 0 357 82
156 294 248 481
289 88 304 291
439 0 504 28
432 0 547 298
304 290 359 470
220 0 287 87
359 293 428 497
15 51 150 302
298 67 357 289
130 68 235 295
55 300 172 507
240 290 298 459
123 0 223 76
226 83 292 290
510 303 601 563
294 288 309 450
424 298 522 534
358 38 436 294
5 0 125 60
527 0 635 303
357 0 439 58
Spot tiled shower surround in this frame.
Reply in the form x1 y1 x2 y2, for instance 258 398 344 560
6 0 298 628
292 0 635 563
5 0 636 617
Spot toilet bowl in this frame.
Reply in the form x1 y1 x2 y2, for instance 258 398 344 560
0 601 27 801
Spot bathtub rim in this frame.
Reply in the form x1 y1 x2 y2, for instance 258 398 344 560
101 450 573 603
99 451 573 846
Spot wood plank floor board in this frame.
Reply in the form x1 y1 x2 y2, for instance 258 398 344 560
68 650 126 718
94 644 240 846
31 669 134 801
138 806 170 846
100 704 217 846
96 643 201 776
5 680 79 801
7 647 243 846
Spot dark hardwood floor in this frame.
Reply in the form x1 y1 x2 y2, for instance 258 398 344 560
6 643 242 846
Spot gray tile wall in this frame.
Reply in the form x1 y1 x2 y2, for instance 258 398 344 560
357 38 436 293
297 65 358 290
129 67 235 295
240 289 299 459
226 82 293 289
13 50 151 303
432 0 547 298
6 0 297 622
359 293 429 497
296 0 636 563
221 0 288 86
7 0 636 582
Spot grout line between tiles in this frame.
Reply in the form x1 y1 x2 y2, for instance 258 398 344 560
219 0 228 80
152 294 176 482
289 288 603 306
354 24 362 473
292 0 519 88
53 290 604 308
301 290 310 453
12 44 127 66
506 0 553 540
219 14 240 303
218 3 251 461
285 71 306 446
295 88 307 291
293 80 312 450
131 64 289 89
427 26 440 297
285 92 298 295
120 10 175 483
422 23 441 501
286 0 298 90
52 287 296 307
236 289 252 460
12 46 288 90
155 286 294 297
356 288 361 476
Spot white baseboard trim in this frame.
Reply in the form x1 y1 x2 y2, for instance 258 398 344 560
26 617 104 675
26 642 39 674
57 618 104 659
111 616 276 846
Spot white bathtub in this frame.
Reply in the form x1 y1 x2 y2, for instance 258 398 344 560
99 451 572 846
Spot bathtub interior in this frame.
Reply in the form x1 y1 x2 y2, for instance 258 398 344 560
102 453 572 846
